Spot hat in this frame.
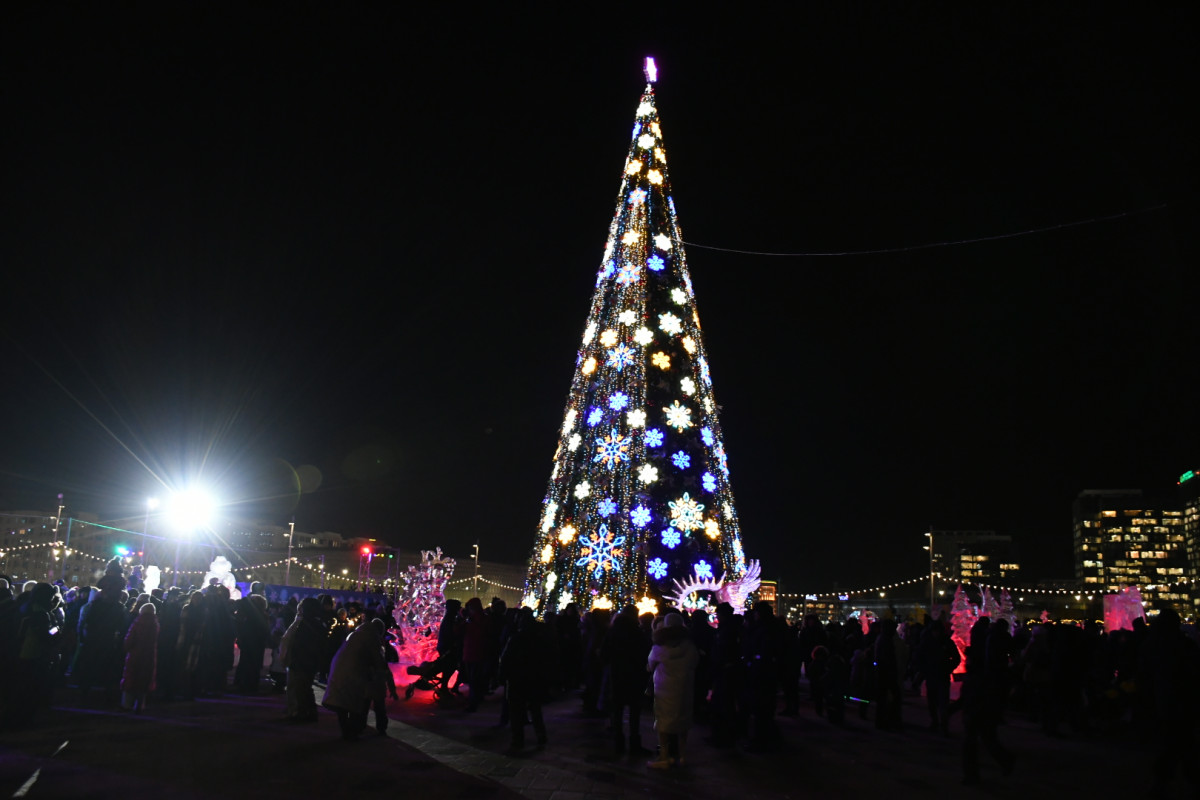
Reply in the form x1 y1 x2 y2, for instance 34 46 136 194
663 612 684 629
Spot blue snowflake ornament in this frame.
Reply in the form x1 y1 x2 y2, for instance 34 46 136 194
608 391 629 411
593 428 631 470
630 505 652 529
575 523 626 580
671 451 691 469
607 345 634 372
701 472 717 492
647 558 668 580
647 254 665 272
587 407 603 427
694 560 714 581
616 262 641 285
596 260 615 287
661 528 681 549
700 427 714 446
628 188 647 205
597 498 617 517
644 428 664 448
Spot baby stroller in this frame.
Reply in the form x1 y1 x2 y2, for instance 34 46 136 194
404 648 459 700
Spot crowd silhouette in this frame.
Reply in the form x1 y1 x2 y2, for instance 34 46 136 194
3 561 1199 795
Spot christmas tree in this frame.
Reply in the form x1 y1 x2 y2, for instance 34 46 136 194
522 59 758 616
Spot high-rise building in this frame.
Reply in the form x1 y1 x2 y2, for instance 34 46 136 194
927 530 1021 585
1178 469 1200 614
1073 489 1188 614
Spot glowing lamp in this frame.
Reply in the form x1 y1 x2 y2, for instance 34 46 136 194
362 546 372 555
165 488 217 532
644 57 657 83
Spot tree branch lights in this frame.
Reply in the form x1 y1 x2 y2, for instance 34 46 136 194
524 62 755 614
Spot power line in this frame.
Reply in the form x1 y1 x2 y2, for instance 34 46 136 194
683 203 1169 257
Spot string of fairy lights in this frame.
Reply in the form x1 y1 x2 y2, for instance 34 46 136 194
5 541 1195 601
776 572 1198 602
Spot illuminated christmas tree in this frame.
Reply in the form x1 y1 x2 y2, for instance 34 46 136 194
523 59 758 616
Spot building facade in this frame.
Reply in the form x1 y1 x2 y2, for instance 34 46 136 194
928 530 1021 586
1073 489 1188 614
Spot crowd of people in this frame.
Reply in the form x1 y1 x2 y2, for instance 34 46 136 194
2 564 1198 793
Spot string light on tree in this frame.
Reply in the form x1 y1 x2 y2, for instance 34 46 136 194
522 58 758 613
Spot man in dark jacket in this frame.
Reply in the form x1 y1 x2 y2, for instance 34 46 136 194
601 605 652 755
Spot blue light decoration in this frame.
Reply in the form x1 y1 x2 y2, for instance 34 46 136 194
630 504 652 528
596 260 615 286
695 560 714 581
607 346 635 372
523 60 754 613
593 428 631 470
616 262 641 285
576 524 626 580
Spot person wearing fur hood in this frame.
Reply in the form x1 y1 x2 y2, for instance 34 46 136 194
646 611 700 769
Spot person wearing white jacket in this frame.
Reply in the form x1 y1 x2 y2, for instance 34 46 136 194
646 612 700 768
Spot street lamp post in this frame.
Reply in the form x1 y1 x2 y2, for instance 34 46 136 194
925 531 935 616
472 543 480 597
285 521 295 586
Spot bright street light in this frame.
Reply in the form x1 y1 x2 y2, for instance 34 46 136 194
166 489 216 531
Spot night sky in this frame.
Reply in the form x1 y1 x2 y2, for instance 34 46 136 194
2 5 1196 592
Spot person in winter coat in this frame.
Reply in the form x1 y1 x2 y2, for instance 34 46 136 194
121 603 159 712
7 582 61 728
498 606 551 754
322 616 386 740
282 597 325 723
460 597 487 711
646 612 700 769
72 583 129 706
233 593 270 694
601 605 652 756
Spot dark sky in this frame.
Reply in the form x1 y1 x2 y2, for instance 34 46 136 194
2 4 1196 592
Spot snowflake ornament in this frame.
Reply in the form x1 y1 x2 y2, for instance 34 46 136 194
647 169 663 185
671 288 687 305
597 498 617 517
607 345 635 372
638 464 659 484
574 481 591 499
694 560 714 581
647 254 665 272
700 427 714 446
671 451 691 469
583 321 597 344
634 327 654 346
616 262 641 285
658 312 683 335
637 133 655 150
651 352 671 370
608 392 629 411
664 401 693 431
568 433 582 451
630 505 652 528
704 519 720 539
654 233 672 251
582 356 597 375
587 407 603 427
575 524 626 580
593 428 631 469
701 472 717 492
562 409 577 434
596 261 614 286
648 558 668 579
628 187 647 204
680 377 695 395
669 493 705 531
600 329 619 347
681 336 697 354
626 409 646 428
622 231 640 245
626 159 643 175
644 428 664 447
618 309 637 325
661 528 682 549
